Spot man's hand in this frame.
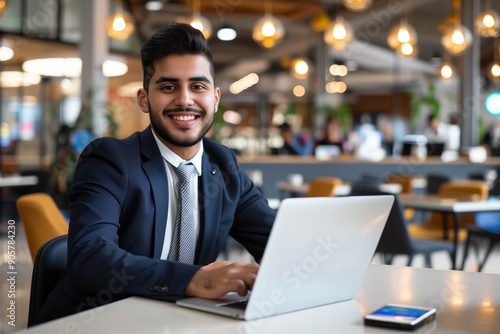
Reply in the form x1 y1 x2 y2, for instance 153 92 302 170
185 262 259 299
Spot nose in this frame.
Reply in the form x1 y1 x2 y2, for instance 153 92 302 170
174 86 194 107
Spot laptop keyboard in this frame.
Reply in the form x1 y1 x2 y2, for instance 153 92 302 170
218 300 248 310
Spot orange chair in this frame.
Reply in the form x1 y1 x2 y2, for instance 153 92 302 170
16 193 69 262
408 180 489 242
305 177 342 197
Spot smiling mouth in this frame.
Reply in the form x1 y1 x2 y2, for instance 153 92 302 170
170 115 197 121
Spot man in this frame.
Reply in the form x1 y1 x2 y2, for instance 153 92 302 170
277 122 313 156
35 22 275 324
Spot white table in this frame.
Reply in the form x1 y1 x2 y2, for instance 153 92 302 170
14 264 500 334
400 194 500 269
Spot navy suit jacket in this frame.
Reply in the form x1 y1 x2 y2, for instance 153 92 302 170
35 127 275 324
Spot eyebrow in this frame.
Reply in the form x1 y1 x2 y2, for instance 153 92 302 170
154 76 212 85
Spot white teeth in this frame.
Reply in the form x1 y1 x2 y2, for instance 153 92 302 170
172 115 196 121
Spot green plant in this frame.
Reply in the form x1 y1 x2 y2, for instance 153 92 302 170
315 103 353 134
410 82 440 126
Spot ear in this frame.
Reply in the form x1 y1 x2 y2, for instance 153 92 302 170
137 88 149 114
214 87 221 113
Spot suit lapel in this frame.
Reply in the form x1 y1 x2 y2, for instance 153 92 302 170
197 152 224 264
140 127 169 258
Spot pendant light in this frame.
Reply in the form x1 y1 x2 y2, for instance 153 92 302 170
490 37 500 83
440 48 455 82
475 0 499 37
0 0 8 19
441 0 472 56
252 1 284 49
324 16 353 51
189 0 212 40
107 0 135 41
343 0 373 12
0 38 13 61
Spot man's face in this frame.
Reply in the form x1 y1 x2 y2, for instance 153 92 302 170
138 54 220 153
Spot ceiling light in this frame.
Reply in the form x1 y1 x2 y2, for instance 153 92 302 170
230 73 259 94
107 0 135 40
190 14 212 40
293 85 306 97
290 58 311 79
0 71 41 88
253 15 285 49
103 59 128 77
387 21 418 50
486 92 500 115
475 9 499 37
490 62 500 83
343 0 373 12
0 39 13 61
324 16 353 50
217 27 237 41
442 24 472 56
22 57 128 77
440 63 455 81
329 64 348 77
0 0 8 19
145 1 163 11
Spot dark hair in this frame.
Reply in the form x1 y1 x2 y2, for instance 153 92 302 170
140 21 215 91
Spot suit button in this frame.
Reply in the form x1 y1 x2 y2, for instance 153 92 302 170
158 286 169 292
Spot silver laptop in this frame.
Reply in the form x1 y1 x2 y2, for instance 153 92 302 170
176 195 394 321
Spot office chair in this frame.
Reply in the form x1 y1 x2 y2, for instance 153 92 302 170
28 234 68 327
16 193 69 261
350 188 454 268
425 174 450 195
408 180 489 242
304 177 342 197
385 174 416 221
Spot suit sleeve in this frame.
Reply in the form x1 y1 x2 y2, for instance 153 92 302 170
67 139 201 303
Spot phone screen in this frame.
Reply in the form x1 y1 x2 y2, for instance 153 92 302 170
370 306 428 321
365 304 436 330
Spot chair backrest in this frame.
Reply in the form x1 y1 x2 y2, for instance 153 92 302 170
425 180 489 229
385 174 414 194
350 188 413 255
16 193 69 261
28 234 68 327
438 180 489 201
305 177 342 197
426 174 450 195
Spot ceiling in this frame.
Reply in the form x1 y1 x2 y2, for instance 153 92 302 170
124 0 500 100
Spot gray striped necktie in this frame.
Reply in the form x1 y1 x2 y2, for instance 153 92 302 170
168 163 196 264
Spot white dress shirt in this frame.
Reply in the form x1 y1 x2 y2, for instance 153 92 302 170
150 128 203 260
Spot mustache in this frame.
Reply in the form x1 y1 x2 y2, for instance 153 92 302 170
163 107 205 116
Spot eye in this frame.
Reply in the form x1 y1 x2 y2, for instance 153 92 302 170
161 85 176 91
192 83 207 90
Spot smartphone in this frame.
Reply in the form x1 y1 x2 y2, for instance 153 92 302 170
364 304 436 330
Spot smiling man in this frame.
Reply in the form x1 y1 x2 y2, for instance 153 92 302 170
34 22 276 325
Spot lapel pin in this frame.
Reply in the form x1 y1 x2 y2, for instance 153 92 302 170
211 170 217 175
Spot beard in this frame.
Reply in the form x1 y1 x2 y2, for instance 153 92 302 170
148 100 215 147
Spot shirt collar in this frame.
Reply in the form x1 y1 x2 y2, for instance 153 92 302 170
151 127 203 176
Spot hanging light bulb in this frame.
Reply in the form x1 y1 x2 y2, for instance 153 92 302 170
490 62 500 82
253 15 285 49
475 9 499 37
343 0 373 12
0 39 13 61
324 16 354 51
397 42 417 58
107 0 134 40
441 24 473 56
290 57 311 79
440 63 455 81
190 14 212 39
387 20 418 50
0 0 8 19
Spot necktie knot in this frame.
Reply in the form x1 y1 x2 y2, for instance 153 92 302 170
175 163 195 183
